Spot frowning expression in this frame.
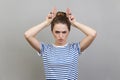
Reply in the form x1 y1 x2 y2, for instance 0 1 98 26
52 23 70 46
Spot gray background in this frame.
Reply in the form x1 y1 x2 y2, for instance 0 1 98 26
0 0 120 80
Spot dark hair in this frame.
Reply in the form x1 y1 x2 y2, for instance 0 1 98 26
51 11 71 31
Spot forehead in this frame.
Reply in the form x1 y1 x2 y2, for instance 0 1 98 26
53 23 68 31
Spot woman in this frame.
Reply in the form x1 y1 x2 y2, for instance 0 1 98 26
24 8 97 80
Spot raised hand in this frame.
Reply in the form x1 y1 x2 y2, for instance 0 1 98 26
66 8 76 24
46 7 57 24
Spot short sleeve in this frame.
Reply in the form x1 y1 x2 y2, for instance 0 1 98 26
37 42 46 56
72 42 81 55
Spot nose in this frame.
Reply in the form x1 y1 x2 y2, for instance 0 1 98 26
59 33 63 38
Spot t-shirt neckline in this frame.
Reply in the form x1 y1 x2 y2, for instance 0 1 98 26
52 43 68 48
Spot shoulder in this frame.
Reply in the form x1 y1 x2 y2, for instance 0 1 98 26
68 42 80 48
40 42 52 49
39 42 52 56
69 42 81 52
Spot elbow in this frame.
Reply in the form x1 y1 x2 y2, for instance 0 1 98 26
24 31 31 39
90 30 97 39
92 31 97 38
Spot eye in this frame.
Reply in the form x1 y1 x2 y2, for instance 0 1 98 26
55 31 60 34
62 31 67 34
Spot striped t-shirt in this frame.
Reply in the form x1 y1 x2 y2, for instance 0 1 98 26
38 42 81 80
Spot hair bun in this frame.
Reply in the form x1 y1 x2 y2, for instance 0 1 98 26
56 11 66 17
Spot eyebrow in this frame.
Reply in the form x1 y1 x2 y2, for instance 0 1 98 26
55 31 67 33
62 31 67 33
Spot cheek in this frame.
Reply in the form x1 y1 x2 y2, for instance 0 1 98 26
64 33 69 38
52 32 58 38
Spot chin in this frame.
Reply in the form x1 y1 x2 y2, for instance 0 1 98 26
58 41 66 45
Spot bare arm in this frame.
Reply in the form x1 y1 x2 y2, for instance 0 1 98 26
24 21 50 52
72 22 97 52
24 8 57 53
66 8 97 52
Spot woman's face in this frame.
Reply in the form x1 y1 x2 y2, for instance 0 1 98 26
52 23 70 46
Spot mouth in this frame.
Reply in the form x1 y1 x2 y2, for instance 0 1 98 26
58 39 64 42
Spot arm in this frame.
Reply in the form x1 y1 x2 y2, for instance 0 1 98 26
24 8 57 53
72 22 97 52
66 8 97 52
24 21 49 53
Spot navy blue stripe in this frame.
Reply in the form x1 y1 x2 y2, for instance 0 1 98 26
40 42 80 80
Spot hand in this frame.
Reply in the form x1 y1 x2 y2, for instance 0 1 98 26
46 7 57 25
66 8 76 24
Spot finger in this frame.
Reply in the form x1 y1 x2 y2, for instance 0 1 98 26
70 15 74 20
48 14 52 19
53 7 57 14
49 10 54 17
66 8 71 15
51 7 57 17
49 7 57 18
50 12 52 14
66 8 69 15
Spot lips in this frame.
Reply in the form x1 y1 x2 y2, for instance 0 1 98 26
58 39 64 42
